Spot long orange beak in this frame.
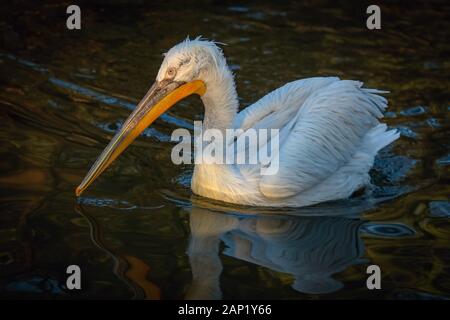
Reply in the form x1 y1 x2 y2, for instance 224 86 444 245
75 79 206 197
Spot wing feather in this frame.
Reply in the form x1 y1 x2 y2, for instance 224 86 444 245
257 79 389 199
233 77 340 131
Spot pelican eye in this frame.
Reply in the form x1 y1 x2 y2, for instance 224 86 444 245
166 67 177 79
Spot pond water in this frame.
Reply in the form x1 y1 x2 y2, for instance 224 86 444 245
0 1 449 299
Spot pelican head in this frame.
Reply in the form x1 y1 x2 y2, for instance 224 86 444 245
157 37 227 85
76 37 237 196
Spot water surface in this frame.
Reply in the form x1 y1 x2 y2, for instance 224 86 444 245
0 0 449 299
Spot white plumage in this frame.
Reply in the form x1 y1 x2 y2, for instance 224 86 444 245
162 38 400 207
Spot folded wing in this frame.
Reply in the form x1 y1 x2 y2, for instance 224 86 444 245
235 77 391 199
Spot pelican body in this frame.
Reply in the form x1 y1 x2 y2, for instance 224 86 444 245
76 37 399 207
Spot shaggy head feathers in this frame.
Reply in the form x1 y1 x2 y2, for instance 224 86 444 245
156 36 229 84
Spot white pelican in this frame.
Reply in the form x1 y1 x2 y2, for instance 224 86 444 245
76 37 399 207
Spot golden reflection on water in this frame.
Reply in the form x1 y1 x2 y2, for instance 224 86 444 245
0 0 449 299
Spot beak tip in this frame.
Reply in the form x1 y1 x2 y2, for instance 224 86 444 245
75 186 82 197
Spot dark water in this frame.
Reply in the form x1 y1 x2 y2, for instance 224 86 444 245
0 0 449 299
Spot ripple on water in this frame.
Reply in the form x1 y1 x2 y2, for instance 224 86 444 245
96 121 170 142
373 155 418 183
77 196 133 208
436 154 450 166
228 6 250 13
426 118 441 128
384 111 397 118
394 290 448 300
429 201 450 218
396 126 419 139
174 170 193 188
399 106 428 117
5 277 63 295
361 223 416 238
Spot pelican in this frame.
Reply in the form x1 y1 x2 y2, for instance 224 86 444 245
76 37 399 207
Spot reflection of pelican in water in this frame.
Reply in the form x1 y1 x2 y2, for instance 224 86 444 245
185 204 366 299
